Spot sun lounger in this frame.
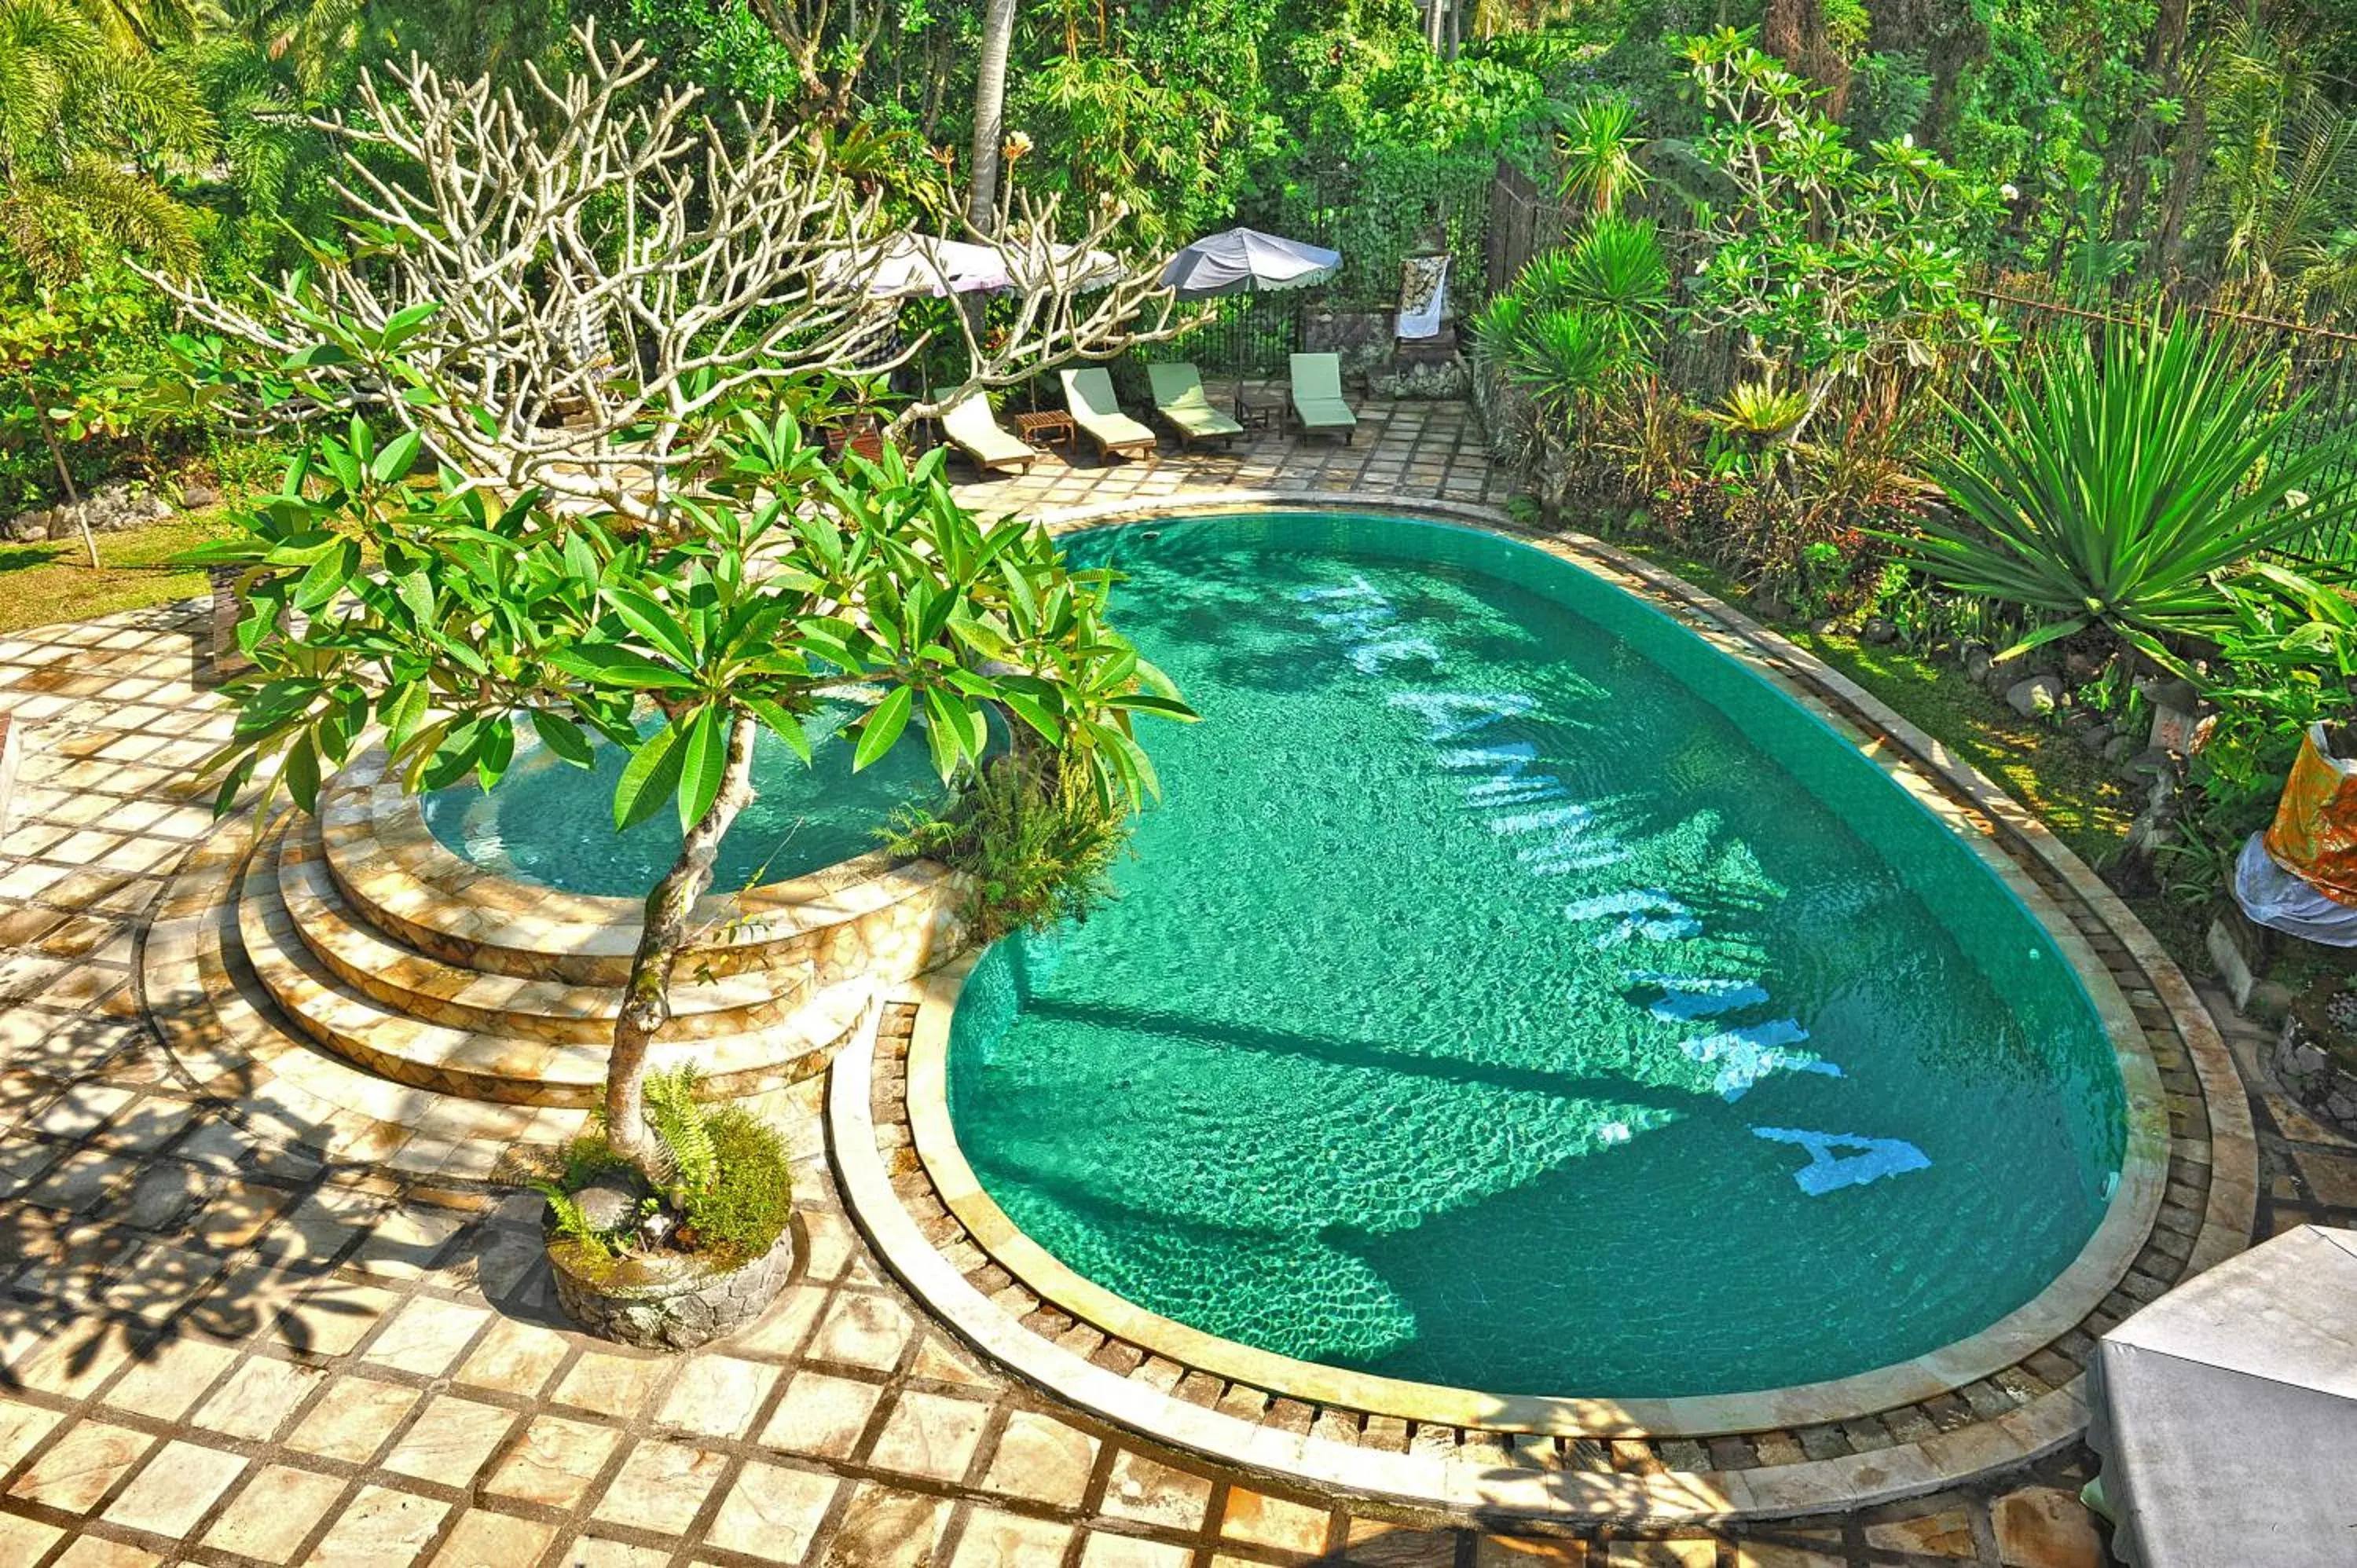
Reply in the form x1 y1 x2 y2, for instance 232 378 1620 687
1146 362 1244 449
940 394 1035 476
1289 353 1358 443
1061 367 1160 462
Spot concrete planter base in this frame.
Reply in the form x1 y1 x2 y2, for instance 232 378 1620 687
548 1224 795 1352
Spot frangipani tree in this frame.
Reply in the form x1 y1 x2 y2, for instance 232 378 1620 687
152 23 1175 524
192 404 1193 1156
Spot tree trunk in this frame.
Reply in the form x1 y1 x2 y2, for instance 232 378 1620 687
604 712 760 1160
2109 0 2192 251
1445 0 1461 60
966 0 1020 236
1764 0 1851 115
27 395 93 570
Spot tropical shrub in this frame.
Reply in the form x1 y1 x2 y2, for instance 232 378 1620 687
882 752 1131 944
1896 316 2357 672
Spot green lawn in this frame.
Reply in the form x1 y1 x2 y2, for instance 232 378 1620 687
0 511 244 637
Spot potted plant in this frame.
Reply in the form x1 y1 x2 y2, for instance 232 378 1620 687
530 1067 797 1350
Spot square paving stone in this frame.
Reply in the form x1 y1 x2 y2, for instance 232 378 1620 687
1731 1544 1845 1568
194 1356 324 1441
1602 1542 1714 1567
566 1537 671 1567
953 1508 1076 1567
980 1409 1098 1508
1100 1450 1214 1533
51 1537 161 1568
13 1325 136 1401
486 1415 621 1510
1221 1486 1333 1553
1475 1540 1587 1565
204 1464 350 1563
429 1507 559 1568
453 1317 570 1397
1995 1486 2104 1568
760 1370 883 1459
1864 1508 1976 1558
865 1390 989 1484
287 1376 420 1464
302 1483 451 1568
0 1514 64 1566
592 1438 730 1537
0 1399 64 1470
1078 1534 1194 1568
1340 1520 1461 1566
101 1438 248 1535
352 1203 469 1280
702 1460 840 1562
382 1394 518 1488
555 1350 670 1418
101 1335 236 1420
807 1290 914 1372
824 1482 951 1568
271 1278 401 1357
730 1284 827 1357
6 1419 153 1513
656 1353 780 1440
907 1335 997 1390
362 1295 490 1376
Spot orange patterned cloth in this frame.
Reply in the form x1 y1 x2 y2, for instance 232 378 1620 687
2264 724 2357 907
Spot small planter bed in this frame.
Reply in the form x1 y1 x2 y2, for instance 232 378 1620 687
531 1068 797 1351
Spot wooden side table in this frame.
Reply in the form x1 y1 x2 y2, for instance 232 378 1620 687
1013 410 1076 452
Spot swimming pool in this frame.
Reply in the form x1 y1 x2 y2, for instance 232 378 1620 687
944 511 2131 1401
420 702 948 899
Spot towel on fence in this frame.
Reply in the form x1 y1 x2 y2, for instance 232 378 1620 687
1397 255 1450 340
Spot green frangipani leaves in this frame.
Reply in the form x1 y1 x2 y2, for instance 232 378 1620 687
185 385 1197 864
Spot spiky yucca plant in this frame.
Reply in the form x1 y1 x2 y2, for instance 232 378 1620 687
1895 315 2357 672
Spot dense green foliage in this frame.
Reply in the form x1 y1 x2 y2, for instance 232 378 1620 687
1901 317 2357 671
881 752 1131 943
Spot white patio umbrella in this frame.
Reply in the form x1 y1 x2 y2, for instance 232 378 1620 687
1158 226 1340 299
851 236 1012 299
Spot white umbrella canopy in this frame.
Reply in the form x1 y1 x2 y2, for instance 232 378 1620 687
2089 1225 2357 1566
841 235 1124 299
1159 226 1340 299
852 236 1013 299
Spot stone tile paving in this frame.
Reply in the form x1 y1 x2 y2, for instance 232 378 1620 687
0 402 2329 1566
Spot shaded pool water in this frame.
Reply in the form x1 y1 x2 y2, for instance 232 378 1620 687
420 704 949 899
947 512 2125 1400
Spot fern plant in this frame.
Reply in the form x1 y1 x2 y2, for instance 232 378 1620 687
643 1066 718 1200
531 1180 620 1259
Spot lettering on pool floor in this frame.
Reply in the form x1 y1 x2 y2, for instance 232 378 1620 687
1296 572 1930 1198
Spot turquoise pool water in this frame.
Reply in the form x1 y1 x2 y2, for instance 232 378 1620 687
946 512 2126 1400
420 705 948 899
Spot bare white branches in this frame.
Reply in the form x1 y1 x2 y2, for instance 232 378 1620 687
155 23 1172 519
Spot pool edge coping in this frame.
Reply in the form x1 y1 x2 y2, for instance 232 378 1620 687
829 488 2254 1519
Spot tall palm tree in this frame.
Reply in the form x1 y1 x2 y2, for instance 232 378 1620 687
0 0 213 277
964 0 1017 233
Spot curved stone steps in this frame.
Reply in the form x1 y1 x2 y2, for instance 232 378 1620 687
236 822 871 1108
276 819 816 1046
317 753 966 987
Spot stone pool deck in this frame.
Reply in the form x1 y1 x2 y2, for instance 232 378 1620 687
0 402 2344 1566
